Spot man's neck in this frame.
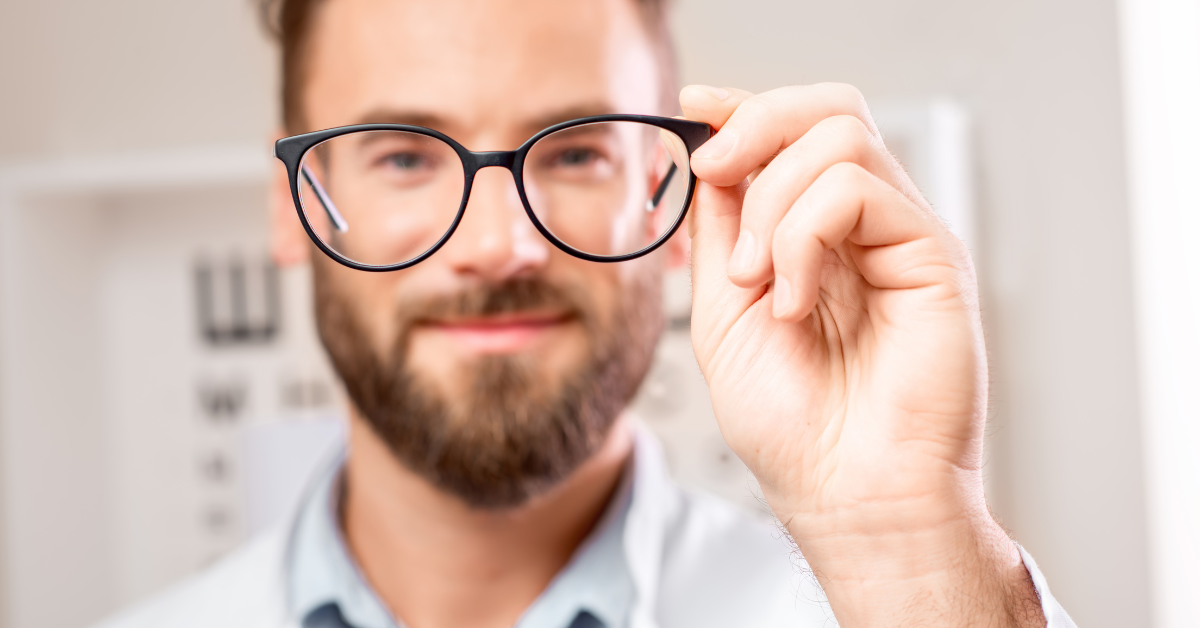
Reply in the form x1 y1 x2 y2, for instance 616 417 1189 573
341 415 635 628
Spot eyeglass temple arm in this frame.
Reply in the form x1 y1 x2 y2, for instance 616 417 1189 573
301 164 350 232
646 163 678 212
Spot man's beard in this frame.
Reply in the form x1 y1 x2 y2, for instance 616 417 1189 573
313 262 663 509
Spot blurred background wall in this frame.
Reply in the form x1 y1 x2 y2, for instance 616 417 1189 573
0 0 1170 627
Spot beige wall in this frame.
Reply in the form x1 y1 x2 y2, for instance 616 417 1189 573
0 0 276 162
0 1 1149 627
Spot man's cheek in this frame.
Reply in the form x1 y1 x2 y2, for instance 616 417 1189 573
323 263 408 357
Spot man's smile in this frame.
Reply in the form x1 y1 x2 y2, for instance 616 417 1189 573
417 310 576 354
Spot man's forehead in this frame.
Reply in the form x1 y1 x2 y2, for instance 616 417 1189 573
303 0 660 141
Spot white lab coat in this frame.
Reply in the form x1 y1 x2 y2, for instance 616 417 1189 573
95 431 1075 628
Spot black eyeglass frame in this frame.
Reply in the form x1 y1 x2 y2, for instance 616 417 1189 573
274 114 713 272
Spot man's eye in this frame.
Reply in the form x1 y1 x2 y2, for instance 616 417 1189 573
383 152 428 170
554 147 602 167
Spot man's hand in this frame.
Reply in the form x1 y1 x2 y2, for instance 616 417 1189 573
681 84 1045 627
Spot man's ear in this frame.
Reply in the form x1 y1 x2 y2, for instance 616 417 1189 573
269 129 311 267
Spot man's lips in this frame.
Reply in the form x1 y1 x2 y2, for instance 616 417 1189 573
417 311 574 354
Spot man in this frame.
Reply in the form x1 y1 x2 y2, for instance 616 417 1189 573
100 0 1074 626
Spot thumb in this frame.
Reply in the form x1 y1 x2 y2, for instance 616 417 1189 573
689 179 761 365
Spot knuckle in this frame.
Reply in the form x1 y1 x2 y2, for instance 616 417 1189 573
823 160 869 185
798 115 880 172
771 84 812 104
819 82 877 134
830 113 872 138
813 115 874 153
738 193 769 230
822 82 868 110
735 93 776 123
772 218 804 258
940 230 974 272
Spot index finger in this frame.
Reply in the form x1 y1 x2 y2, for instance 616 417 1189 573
688 83 881 187
679 85 756 131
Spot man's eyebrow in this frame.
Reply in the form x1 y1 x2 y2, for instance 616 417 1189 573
521 103 619 135
352 109 450 129
349 102 620 140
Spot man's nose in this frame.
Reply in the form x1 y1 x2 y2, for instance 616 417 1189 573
438 165 550 281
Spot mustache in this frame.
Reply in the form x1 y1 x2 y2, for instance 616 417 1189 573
396 277 590 325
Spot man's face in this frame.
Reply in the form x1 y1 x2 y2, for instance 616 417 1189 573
296 0 671 507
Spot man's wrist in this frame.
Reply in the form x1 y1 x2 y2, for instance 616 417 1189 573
786 508 1045 628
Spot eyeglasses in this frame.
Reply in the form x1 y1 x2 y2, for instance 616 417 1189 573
274 115 713 271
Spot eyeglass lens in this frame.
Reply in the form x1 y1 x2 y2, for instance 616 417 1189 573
297 121 691 268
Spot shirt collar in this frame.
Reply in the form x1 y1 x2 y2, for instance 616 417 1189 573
287 458 397 628
285 449 636 628
515 463 634 628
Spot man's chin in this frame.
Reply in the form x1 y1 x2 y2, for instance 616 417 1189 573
387 353 609 510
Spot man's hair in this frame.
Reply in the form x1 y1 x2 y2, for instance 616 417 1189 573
258 0 679 134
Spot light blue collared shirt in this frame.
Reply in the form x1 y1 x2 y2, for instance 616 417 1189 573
286 457 635 628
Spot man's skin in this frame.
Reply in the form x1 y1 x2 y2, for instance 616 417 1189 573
269 0 1045 626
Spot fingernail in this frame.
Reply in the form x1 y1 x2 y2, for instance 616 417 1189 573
695 85 730 100
727 231 756 276
693 130 736 161
773 276 794 317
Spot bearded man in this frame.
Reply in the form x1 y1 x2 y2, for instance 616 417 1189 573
98 0 1074 627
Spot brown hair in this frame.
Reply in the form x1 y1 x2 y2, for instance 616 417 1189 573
258 0 678 134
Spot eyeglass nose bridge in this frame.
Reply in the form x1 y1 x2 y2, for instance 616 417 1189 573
455 149 532 234
458 149 530 219
459 149 525 209
466 150 519 172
